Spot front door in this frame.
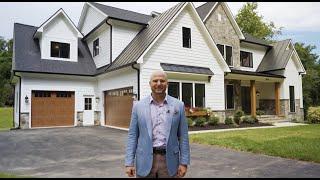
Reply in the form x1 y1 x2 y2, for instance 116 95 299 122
83 97 94 126
241 86 251 114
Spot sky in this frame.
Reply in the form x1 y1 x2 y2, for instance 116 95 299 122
1 2 320 55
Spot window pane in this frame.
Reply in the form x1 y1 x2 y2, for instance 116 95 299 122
240 51 252 67
226 85 234 109
226 46 232 66
50 41 70 58
51 42 60 57
289 86 295 112
182 83 193 108
168 82 180 99
60 43 70 58
195 84 205 108
217 44 224 57
93 38 99 57
182 27 191 48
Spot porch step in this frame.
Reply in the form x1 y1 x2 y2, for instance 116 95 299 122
256 115 289 124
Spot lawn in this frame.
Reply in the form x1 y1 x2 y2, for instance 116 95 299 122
0 107 13 130
0 172 21 178
190 124 320 163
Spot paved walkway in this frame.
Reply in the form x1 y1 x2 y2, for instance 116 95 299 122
0 124 319 178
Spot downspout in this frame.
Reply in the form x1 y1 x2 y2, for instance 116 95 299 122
106 19 112 64
12 71 21 129
131 63 140 100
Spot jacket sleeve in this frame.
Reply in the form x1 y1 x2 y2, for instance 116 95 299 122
178 102 190 165
125 103 139 166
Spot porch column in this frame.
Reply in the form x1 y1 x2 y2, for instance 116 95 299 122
250 80 256 117
275 82 280 116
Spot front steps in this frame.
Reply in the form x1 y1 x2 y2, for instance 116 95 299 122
256 115 289 124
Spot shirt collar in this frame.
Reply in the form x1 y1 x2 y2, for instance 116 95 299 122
149 94 168 105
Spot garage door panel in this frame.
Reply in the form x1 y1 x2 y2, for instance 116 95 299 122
31 91 75 127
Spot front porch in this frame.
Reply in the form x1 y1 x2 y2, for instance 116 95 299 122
225 70 285 122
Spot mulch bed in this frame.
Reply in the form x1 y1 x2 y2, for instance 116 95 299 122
188 122 273 131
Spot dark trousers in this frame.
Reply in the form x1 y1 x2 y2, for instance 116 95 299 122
136 154 178 178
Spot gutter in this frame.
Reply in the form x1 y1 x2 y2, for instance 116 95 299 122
11 71 21 129
131 63 140 100
106 19 112 64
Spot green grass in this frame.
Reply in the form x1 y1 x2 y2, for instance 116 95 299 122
0 172 22 178
0 107 13 131
190 124 320 163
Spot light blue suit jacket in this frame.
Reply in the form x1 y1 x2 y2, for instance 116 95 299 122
125 95 190 177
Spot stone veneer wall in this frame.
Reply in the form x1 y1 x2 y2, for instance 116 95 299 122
259 99 275 115
20 113 29 129
204 3 240 67
224 79 242 117
280 99 304 122
94 111 101 126
77 111 83 126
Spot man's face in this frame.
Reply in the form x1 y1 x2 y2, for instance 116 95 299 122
149 73 168 95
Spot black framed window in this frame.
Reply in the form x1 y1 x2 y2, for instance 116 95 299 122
93 38 99 57
240 51 253 68
226 85 234 109
182 83 193 108
168 82 180 99
56 91 72 98
195 84 205 108
34 91 51 97
85 98 92 110
217 44 233 66
289 86 295 112
182 27 191 48
50 41 70 58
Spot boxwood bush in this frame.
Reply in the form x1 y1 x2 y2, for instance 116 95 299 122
194 117 207 127
225 117 234 125
208 116 219 126
187 117 194 127
242 116 256 124
233 110 244 124
307 107 320 124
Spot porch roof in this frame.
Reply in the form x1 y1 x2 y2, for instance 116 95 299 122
160 63 214 75
229 69 285 78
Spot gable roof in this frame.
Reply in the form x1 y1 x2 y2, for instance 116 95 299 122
88 2 153 25
257 39 294 72
196 2 245 40
13 23 96 76
34 8 83 39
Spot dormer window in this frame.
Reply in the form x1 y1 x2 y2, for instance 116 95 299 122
182 27 191 48
50 41 70 59
93 38 99 57
240 51 253 68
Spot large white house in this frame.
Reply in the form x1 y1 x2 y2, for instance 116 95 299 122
12 2 306 129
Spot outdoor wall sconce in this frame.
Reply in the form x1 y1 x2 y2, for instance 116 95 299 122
95 97 100 104
132 94 138 101
256 91 260 97
25 95 29 103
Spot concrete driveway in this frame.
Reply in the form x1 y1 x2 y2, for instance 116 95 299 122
0 126 320 178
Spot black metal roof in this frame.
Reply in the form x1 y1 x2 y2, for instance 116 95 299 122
195 2 217 21
161 63 214 75
230 69 285 78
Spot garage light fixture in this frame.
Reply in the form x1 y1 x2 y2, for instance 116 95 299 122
95 97 100 103
25 95 29 103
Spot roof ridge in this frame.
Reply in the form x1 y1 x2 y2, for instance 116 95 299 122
89 2 152 17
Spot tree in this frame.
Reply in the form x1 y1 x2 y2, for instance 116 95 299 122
235 2 282 41
0 36 13 107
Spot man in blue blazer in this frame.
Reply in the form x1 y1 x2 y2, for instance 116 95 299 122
125 70 190 178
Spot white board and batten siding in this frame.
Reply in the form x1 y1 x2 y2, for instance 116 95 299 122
140 8 226 111
87 24 111 68
40 14 78 62
111 20 143 62
80 5 106 36
19 74 96 128
96 67 137 125
14 78 20 128
281 56 304 108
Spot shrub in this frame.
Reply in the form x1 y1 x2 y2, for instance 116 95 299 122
225 117 234 125
233 110 244 124
208 116 219 126
187 118 194 127
194 117 207 127
242 116 256 124
256 110 265 116
307 107 320 124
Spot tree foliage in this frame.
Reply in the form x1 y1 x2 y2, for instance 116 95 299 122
235 2 282 41
0 36 13 107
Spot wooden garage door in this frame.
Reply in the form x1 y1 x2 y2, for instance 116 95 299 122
31 91 75 127
105 87 134 128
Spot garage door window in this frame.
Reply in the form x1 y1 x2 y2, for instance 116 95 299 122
34 91 51 97
56 91 72 98
85 98 92 110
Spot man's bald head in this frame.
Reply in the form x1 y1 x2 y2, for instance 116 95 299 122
149 70 168 82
